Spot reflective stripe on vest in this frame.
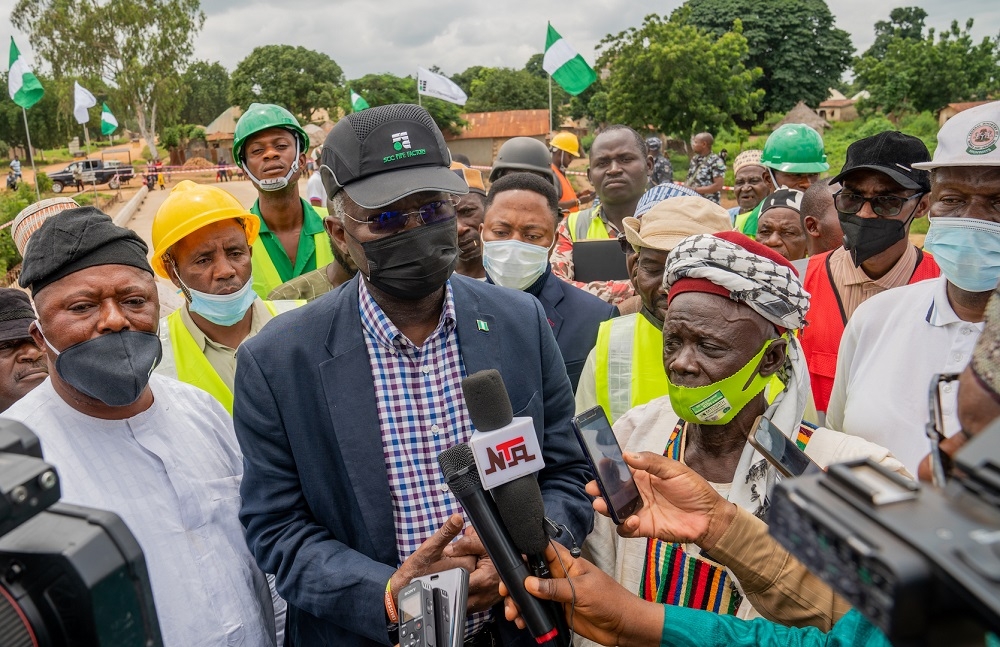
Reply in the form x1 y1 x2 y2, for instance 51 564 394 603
157 299 305 413
251 232 334 299
566 207 613 243
594 314 668 423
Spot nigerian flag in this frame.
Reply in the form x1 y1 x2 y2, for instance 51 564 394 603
350 88 369 112
100 103 118 136
542 23 597 96
8 38 44 109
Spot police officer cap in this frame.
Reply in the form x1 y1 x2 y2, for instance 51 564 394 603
19 206 152 295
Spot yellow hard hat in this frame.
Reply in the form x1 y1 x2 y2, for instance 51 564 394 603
550 131 581 157
151 180 259 278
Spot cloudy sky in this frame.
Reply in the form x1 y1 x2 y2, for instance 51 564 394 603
1 0 997 80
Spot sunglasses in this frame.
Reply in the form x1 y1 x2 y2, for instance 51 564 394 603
833 190 925 218
344 197 458 235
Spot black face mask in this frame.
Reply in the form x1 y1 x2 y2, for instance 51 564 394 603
46 330 162 406
839 211 914 267
358 218 459 300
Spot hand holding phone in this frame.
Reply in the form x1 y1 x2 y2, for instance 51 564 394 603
572 406 643 524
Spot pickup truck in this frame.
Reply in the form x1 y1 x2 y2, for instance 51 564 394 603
48 159 134 193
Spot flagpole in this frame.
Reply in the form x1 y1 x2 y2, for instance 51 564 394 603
21 107 40 200
548 75 553 133
84 124 91 157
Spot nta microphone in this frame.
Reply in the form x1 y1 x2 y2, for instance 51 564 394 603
462 370 545 491
437 443 564 645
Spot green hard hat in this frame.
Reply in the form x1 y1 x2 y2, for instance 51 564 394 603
233 103 309 166
761 124 830 174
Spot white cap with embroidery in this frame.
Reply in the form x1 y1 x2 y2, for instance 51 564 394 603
914 101 1000 169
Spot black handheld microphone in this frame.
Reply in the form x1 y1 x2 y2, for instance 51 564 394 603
493 473 571 644
438 443 564 645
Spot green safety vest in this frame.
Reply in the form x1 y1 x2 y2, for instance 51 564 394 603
594 314 668 423
566 206 613 243
157 300 304 413
734 203 762 239
593 312 784 423
251 233 334 299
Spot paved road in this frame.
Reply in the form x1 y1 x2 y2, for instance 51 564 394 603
122 178 308 316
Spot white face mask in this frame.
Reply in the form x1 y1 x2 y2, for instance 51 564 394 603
482 239 550 291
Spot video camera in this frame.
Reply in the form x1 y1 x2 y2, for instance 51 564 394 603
769 418 1000 646
0 419 163 646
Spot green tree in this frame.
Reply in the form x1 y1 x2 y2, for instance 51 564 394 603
864 6 927 58
450 66 487 96
854 17 1000 115
464 67 570 122
229 45 344 124
180 60 230 126
346 73 466 136
598 14 763 137
13 0 205 161
681 0 854 117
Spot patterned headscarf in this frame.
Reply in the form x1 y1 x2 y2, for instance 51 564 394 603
662 231 811 333
972 282 1000 404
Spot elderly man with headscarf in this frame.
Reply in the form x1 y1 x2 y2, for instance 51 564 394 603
580 232 906 644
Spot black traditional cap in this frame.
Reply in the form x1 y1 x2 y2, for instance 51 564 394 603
829 131 931 191
0 288 36 343
319 103 468 209
760 188 805 215
18 207 152 295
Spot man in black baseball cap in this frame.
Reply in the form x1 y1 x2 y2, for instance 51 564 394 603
0 288 45 412
234 104 592 646
799 131 942 417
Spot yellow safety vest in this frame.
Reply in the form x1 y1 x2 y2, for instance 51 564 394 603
566 207 613 243
251 232 334 299
594 314 667 423
157 300 304 413
593 312 785 423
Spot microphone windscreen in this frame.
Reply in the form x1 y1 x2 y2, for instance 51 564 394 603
438 443 482 496
492 477 549 556
462 370 513 432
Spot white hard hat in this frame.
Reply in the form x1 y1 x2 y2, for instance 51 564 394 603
913 101 1000 169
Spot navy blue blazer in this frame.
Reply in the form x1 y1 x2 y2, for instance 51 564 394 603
233 274 593 646
533 271 618 392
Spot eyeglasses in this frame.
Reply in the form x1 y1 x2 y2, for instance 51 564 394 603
344 197 458 235
925 372 962 487
617 232 635 255
833 190 925 218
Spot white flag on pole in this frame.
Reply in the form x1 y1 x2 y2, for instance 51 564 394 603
416 67 467 106
73 81 97 124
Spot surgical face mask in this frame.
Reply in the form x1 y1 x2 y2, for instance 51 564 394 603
357 218 459 300
243 135 300 192
839 211 914 267
173 261 257 327
41 327 161 407
667 338 777 426
482 239 550 291
923 217 1000 293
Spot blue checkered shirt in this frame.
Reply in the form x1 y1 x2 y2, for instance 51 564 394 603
358 279 490 633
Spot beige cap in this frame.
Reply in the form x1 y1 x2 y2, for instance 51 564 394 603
733 149 764 175
622 196 733 252
913 101 1000 169
11 197 80 256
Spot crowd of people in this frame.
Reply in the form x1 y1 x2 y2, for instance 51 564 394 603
0 95 998 647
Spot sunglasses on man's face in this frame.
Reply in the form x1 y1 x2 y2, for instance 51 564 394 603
344 197 459 235
833 190 925 218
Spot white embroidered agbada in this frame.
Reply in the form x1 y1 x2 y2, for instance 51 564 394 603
4 374 277 647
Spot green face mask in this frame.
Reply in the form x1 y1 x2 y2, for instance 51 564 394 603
667 338 778 425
